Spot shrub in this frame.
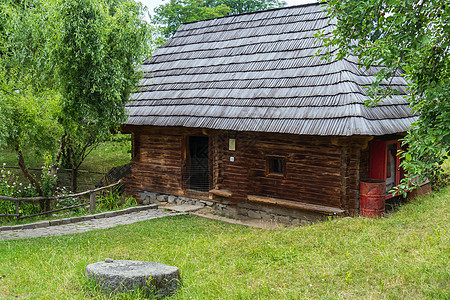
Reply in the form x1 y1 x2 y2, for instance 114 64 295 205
0 164 40 217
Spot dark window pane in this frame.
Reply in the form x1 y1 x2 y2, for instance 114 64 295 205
268 158 284 175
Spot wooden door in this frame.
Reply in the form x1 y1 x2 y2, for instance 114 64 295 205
187 136 210 192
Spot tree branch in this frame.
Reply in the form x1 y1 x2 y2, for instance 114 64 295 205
15 144 43 196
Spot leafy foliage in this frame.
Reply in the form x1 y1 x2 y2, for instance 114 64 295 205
204 0 286 15
317 0 449 192
54 0 150 192
0 1 61 153
0 165 40 217
54 0 149 136
0 0 151 197
152 0 286 38
0 0 62 199
97 191 137 211
153 0 230 38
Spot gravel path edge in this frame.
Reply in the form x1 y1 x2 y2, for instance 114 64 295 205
0 204 158 232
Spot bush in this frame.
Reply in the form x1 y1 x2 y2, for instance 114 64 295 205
0 164 40 217
97 191 137 211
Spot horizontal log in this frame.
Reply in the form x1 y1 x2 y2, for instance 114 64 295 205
0 181 121 202
247 157 341 170
248 190 340 207
133 163 181 173
19 201 91 219
139 135 181 143
138 157 181 166
247 194 345 215
209 189 232 198
251 142 341 155
249 133 332 145
249 182 341 198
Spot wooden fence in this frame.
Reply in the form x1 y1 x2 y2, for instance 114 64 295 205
0 180 121 220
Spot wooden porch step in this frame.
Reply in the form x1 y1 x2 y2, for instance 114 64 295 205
247 195 346 215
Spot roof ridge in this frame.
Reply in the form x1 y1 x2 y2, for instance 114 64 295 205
127 102 410 109
179 2 321 28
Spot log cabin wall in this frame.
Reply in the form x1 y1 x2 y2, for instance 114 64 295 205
124 127 184 197
123 126 370 214
239 133 342 207
124 126 214 200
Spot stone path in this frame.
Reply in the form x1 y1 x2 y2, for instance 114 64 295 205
0 208 185 241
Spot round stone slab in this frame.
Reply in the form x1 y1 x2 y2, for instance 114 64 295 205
86 259 180 298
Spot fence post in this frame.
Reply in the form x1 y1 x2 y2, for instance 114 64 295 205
90 191 97 214
15 200 19 221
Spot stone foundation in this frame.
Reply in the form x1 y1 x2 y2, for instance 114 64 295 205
138 191 325 226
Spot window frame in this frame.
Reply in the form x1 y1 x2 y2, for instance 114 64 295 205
265 156 286 178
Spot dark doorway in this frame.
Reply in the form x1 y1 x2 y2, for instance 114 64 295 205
187 136 210 192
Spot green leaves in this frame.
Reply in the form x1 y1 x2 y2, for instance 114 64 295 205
51 0 151 191
54 0 150 138
318 0 449 192
0 0 60 153
0 0 151 193
152 0 286 37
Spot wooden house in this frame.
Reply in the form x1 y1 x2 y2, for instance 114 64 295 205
121 3 418 220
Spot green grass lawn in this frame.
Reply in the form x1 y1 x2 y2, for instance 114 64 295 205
0 187 448 299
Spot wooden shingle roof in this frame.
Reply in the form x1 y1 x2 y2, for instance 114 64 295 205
126 3 416 136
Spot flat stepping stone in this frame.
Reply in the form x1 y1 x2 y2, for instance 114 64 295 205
86 259 180 298
166 205 203 213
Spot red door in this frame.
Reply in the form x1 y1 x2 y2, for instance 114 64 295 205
369 139 402 198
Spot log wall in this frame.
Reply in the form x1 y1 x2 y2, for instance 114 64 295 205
240 133 342 208
122 125 371 214
124 129 184 197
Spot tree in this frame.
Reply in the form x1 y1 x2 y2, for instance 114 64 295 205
317 0 449 192
204 0 286 15
53 0 150 192
153 0 286 38
0 0 150 205
0 0 62 210
153 0 230 38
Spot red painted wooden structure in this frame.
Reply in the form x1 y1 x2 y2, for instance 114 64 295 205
369 139 403 199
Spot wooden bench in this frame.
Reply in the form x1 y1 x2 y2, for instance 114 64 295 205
247 195 345 215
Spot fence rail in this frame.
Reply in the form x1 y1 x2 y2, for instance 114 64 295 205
0 180 122 220
3 166 106 175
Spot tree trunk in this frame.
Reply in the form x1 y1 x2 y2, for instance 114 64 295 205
15 145 49 211
52 134 66 174
71 167 78 193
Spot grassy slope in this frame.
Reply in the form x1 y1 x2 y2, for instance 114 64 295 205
0 187 448 299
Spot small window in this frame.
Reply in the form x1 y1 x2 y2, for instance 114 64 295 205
266 157 285 176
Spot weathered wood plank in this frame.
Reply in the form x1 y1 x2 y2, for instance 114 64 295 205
209 189 232 198
247 194 345 214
